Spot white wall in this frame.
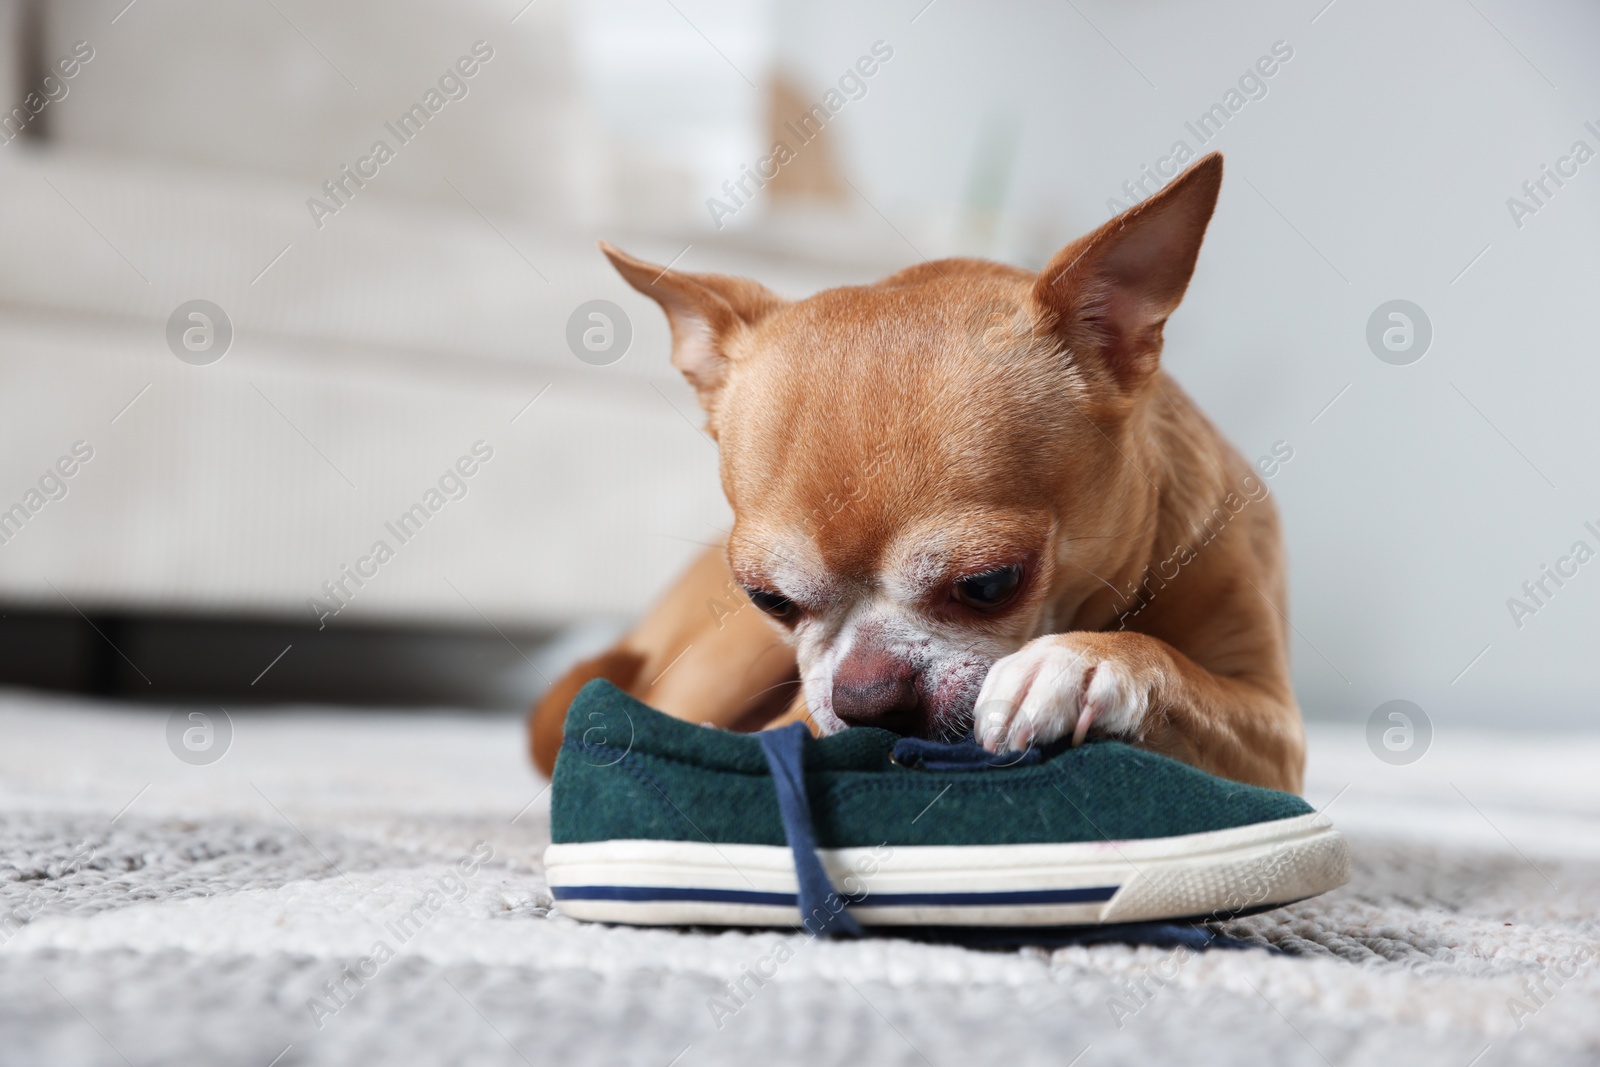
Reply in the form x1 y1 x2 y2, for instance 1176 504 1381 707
768 0 1600 725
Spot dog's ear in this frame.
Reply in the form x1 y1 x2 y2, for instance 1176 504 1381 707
600 242 785 406
1033 152 1222 395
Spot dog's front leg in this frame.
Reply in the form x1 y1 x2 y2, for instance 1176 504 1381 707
973 631 1304 792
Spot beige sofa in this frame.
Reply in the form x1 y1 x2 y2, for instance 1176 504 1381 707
0 0 894 630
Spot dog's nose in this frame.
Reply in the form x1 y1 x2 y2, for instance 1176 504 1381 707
831 648 920 730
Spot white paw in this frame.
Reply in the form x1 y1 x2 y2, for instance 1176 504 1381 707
972 635 1152 752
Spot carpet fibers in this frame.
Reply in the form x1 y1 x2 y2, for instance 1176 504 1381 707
2 690 1597 1066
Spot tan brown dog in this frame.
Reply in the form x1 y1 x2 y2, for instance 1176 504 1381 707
530 152 1305 793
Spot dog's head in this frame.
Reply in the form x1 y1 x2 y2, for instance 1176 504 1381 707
605 153 1222 738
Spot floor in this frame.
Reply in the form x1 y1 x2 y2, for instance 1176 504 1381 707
2 688 1597 1066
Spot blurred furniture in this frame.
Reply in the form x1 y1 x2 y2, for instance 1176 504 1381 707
0 0 887 631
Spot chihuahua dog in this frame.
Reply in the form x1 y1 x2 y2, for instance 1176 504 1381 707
530 152 1305 793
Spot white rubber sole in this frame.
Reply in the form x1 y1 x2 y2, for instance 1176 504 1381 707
546 812 1349 928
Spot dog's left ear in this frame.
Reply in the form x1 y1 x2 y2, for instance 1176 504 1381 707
1033 152 1222 394
600 242 785 410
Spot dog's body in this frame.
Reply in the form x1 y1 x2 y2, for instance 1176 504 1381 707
531 153 1305 793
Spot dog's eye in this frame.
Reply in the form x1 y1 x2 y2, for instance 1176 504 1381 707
954 565 1022 610
745 587 797 620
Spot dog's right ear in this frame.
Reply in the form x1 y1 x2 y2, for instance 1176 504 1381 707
600 243 785 408
1032 152 1223 399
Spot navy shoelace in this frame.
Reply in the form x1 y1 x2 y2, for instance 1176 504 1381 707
889 733 1045 771
756 725 1039 939
756 724 864 938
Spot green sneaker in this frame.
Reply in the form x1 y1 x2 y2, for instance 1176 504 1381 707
545 680 1348 932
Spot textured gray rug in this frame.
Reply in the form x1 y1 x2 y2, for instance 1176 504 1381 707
2 689 1597 1066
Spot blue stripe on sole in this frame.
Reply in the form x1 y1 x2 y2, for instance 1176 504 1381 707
551 884 1119 907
